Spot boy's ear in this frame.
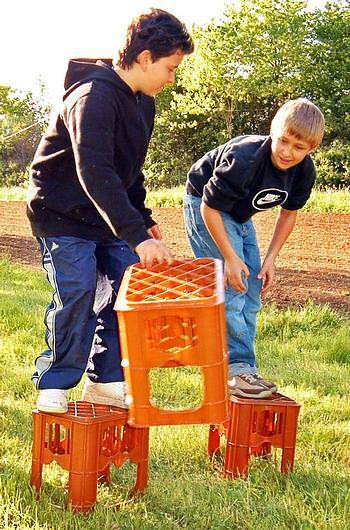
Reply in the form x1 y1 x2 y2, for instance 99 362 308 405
137 50 153 71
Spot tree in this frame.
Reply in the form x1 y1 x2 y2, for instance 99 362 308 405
145 0 349 188
306 1 350 141
0 85 50 186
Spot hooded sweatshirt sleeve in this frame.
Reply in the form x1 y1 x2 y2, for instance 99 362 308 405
64 88 151 249
127 172 156 229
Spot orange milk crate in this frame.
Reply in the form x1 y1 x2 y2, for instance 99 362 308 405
30 401 149 512
208 392 301 479
115 258 228 426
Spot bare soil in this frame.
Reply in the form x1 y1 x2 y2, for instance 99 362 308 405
0 202 349 315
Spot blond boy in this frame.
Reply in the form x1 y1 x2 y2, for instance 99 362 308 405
184 98 325 398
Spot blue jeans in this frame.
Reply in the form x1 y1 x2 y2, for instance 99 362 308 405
183 194 262 376
33 236 138 389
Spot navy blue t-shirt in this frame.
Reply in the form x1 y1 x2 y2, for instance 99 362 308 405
186 135 316 223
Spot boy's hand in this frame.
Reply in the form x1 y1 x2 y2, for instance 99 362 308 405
224 256 250 293
147 224 162 240
258 259 276 296
135 239 173 269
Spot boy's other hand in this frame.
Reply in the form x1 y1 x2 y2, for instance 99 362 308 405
135 239 174 269
147 224 162 240
224 256 249 293
258 260 276 296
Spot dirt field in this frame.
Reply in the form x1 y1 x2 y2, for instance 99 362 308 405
0 201 349 315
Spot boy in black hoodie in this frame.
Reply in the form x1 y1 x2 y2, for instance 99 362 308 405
184 99 325 398
27 9 194 413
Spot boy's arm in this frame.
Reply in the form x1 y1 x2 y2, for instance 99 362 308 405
127 171 156 230
258 208 297 294
66 92 150 248
200 202 249 293
65 92 172 266
127 172 163 241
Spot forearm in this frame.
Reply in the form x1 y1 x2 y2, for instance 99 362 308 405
200 202 237 260
264 209 297 263
200 201 249 293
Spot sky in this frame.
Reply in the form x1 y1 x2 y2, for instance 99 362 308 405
1 0 324 105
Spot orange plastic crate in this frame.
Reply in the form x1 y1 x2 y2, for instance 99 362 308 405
208 393 301 478
30 402 149 512
115 258 228 426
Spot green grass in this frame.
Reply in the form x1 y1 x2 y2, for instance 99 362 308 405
0 186 28 201
303 188 350 213
1 258 350 529
1 185 349 213
146 186 350 212
146 186 186 208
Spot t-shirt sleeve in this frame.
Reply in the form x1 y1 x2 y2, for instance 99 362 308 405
282 156 316 211
202 147 255 212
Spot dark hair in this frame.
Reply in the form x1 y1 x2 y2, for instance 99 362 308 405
116 8 194 68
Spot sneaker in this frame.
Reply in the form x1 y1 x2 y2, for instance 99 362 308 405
82 379 128 409
228 373 273 399
36 389 68 413
253 374 278 393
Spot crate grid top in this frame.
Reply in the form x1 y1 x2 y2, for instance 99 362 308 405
37 401 128 420
116 258 224 309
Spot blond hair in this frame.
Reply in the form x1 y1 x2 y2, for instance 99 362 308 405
270 98 325 148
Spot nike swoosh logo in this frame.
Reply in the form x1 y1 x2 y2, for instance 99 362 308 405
256 194 281 205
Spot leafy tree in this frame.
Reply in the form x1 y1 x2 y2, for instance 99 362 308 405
307 1 350 141
145 0 349 188
0 85 50 186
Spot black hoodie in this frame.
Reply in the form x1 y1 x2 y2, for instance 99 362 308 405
27 59 156 249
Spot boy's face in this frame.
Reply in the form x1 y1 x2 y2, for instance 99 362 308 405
270 131 314 170
138 49 185 96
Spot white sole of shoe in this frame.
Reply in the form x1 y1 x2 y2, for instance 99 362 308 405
256 381 278 393
228 388 273 399
36 404 68 413
82 390 128 409
268 387 278 393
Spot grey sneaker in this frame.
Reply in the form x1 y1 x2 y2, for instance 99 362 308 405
228 373 273 399
253 374 278 393
36 389 68 413
82 380 128 409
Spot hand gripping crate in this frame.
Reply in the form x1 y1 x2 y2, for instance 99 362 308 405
115 258 228 426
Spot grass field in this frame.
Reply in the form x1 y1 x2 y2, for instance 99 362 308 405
0 186 349 213
0 258 350 529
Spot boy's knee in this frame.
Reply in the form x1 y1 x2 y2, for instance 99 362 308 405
225 287 246 313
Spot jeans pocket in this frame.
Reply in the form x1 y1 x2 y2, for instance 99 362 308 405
183 195 207 238
183 204 193 237
193 206 207 234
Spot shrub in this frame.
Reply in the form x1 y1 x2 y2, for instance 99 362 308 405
313 140 350 189
0 159 28 187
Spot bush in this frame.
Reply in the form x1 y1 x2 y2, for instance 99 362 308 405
313 140 350 189
0 85 50 188
0 159 28 187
